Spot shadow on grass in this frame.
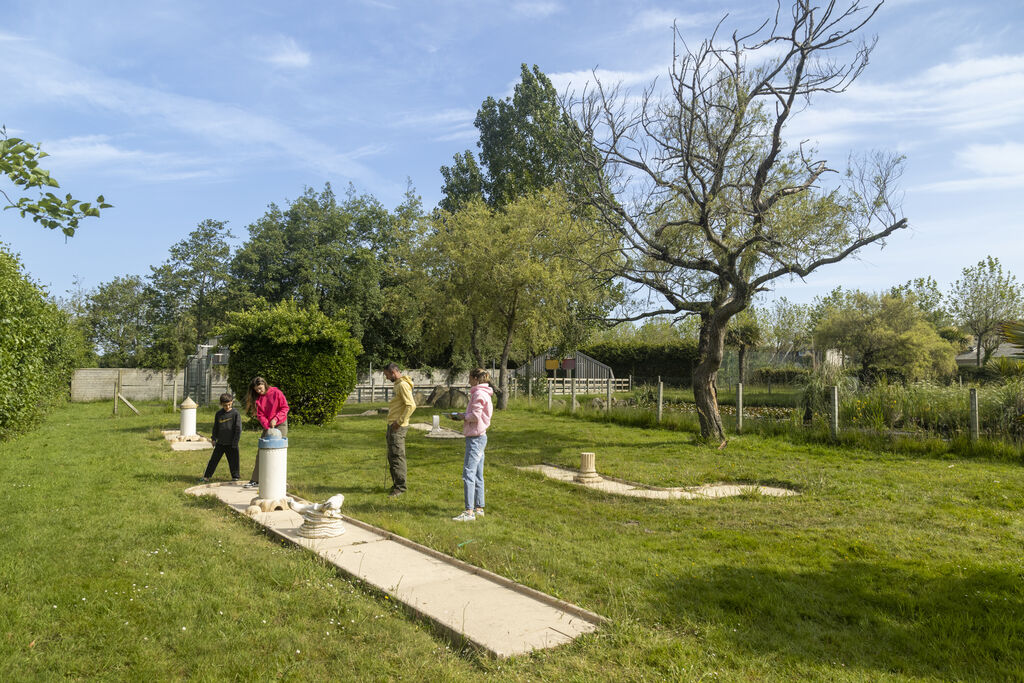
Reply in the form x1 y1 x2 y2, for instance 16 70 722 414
653 562 1023 679
134 472 201 485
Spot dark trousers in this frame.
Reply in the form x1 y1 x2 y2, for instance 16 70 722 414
249 422 287 483
386 425 408 492
204 444 240 479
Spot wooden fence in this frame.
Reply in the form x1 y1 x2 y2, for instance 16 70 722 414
346 377 632 403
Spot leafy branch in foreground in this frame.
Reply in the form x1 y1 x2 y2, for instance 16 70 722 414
1 125 111 237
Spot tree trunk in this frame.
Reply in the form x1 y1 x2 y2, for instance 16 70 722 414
497 330 513 410
495 293 518 411
693 316 728 444
470 316 485 368
976 336 982 368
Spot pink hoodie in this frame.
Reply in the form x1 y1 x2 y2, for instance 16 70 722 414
255 386 289 430
462 383 494 437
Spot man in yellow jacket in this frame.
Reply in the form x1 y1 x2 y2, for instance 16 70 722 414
383 362 416 497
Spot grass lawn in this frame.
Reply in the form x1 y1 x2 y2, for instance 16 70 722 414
2 400 1023 681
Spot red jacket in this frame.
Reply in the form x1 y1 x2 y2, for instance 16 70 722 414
256 386 289 430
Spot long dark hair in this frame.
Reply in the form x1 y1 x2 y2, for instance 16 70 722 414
245 376 267 416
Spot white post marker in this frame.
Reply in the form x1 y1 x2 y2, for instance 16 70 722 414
180 397 198 437
247 428 291 515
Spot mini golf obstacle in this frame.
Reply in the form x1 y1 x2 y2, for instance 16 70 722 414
185 433 604 658
519 452 799 500
162 397 212 451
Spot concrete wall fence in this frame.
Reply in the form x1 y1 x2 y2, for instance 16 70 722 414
73 368 187 403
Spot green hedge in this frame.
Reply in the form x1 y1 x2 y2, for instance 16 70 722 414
582 340 700 384
220 300 362 426
0 245 84 440
750 365 811 385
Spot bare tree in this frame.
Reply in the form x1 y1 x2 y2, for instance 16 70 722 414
565 0 907 444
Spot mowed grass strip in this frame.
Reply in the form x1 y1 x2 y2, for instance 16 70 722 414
1 400 1022 681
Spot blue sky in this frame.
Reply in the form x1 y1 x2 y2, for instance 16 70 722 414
1 0 1022 307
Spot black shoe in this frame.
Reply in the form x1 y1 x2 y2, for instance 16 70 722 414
388 489 405 498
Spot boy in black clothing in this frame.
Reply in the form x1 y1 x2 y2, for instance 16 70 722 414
199 393 242 482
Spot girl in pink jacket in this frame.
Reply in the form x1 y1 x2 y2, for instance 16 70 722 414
242 376 289 488
451 368 493 521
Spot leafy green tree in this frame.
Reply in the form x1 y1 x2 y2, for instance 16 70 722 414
566 1 907 442
0 244 86 440
761 297 812 363
220 300 362 425
949 256 1023 367
814 290 956 383
418 190 619 408
1 126 111 237
231 184 423 366
440 65 600 212
438 151 485 213
83 275 155 367
147 219 235 368
891 276 949 327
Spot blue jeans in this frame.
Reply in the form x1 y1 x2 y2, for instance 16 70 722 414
462 434 487 510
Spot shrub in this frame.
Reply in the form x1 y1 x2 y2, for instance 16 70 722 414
0 245 85 440
220 300 362 426
957 364 999 384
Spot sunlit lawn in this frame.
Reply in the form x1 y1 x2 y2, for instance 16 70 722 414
2 399 1022 681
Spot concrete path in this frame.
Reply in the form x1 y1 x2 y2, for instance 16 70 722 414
185 482 604 658
518 464 799 500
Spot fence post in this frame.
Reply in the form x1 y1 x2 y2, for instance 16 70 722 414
172 376 178 411
830 385 839 439
527 366 532 402
606 377 612 412
629 374 633 391
570 370 577 413
657 380 664 423
736 382 744 434
969 387 979 442
547 378 553 410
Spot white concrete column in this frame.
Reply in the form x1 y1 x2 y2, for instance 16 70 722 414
257 430 288 502
575 452 603 483
179 397 197 437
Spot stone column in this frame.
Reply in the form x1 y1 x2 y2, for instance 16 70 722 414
575 452 602 484
180 397 197 437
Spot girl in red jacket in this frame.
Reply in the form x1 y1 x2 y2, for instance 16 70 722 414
242 376 289 489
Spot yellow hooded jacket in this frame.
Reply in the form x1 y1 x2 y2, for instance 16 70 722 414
387 375 416 427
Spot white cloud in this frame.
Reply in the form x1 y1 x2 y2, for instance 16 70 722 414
0 36 382 184
628 9 724 33
42 135 218 182
263 36 311 68
547 65 668 94
915 142 1024 193
512 2 562 19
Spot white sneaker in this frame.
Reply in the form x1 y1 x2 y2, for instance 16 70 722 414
452 510 475 522
473 508 485 518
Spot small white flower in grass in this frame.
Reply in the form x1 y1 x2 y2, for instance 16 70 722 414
182 627 186 631
219 611 223 615
296 650 300 654
52 605 56 609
